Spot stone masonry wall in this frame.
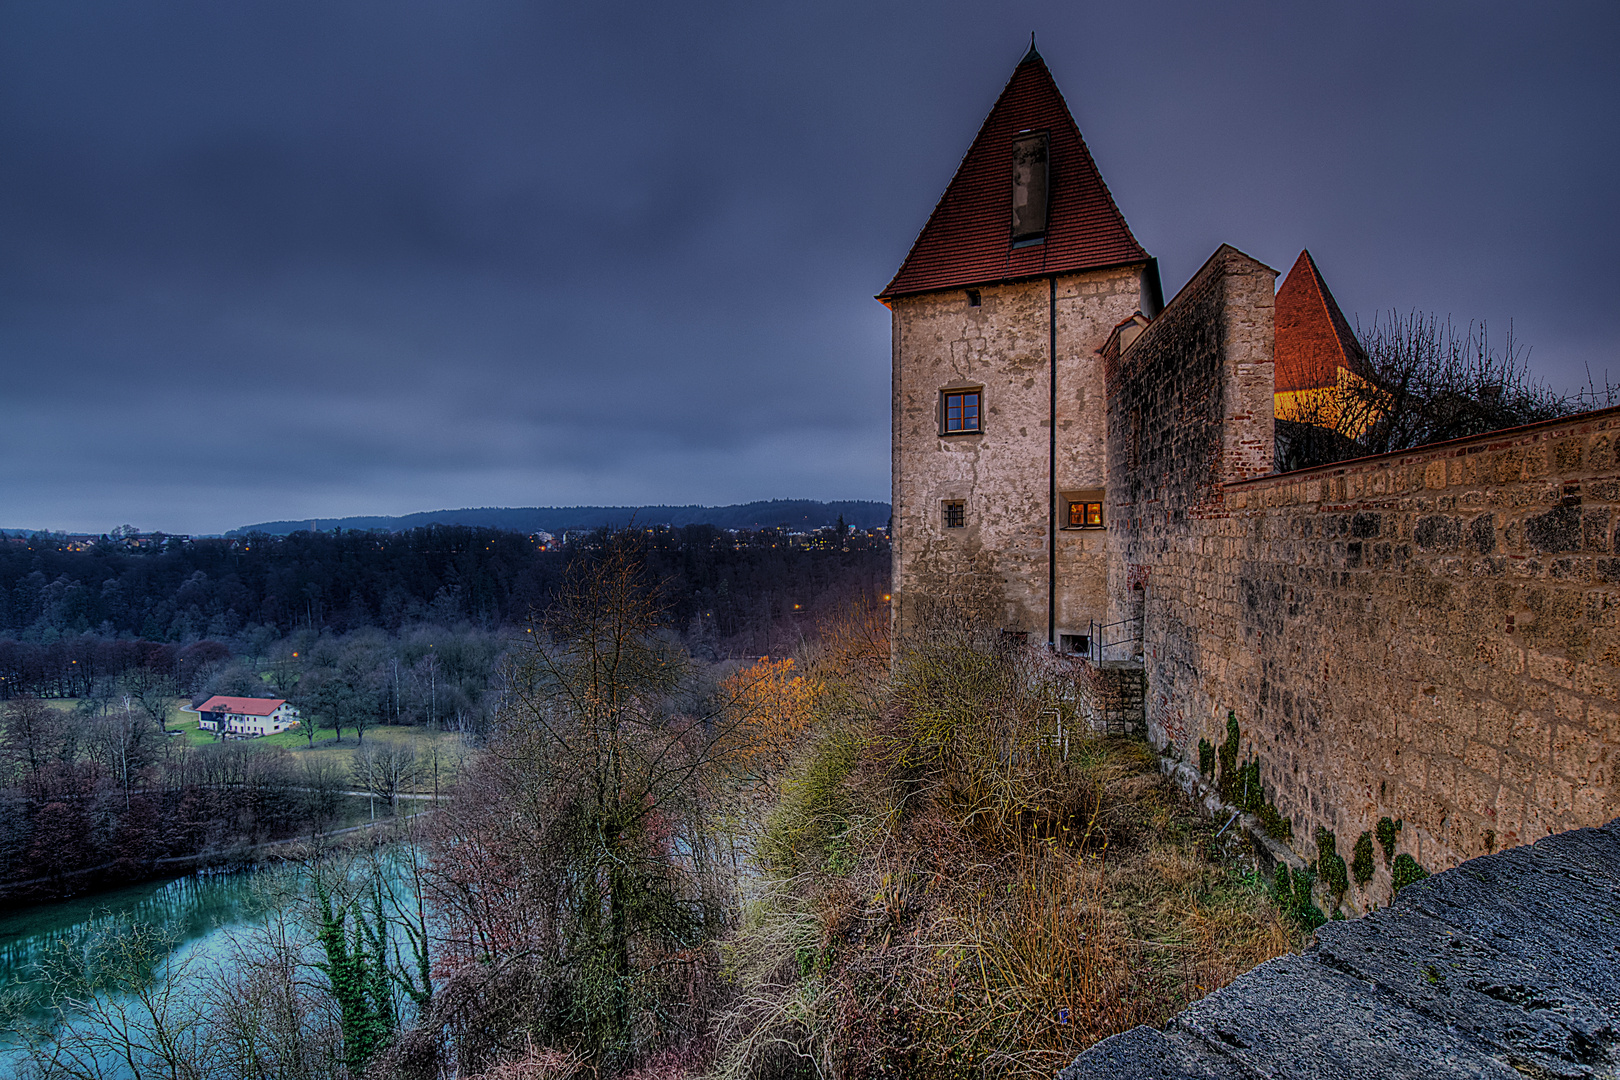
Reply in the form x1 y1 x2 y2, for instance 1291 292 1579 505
891 265 1145 644
1108 245 1620 905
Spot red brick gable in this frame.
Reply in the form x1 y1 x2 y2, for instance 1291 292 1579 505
877 47 1149 301
1274 249 1370 392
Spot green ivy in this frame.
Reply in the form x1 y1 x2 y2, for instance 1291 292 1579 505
1256 802 1293 841
1198 738 1215 780
1272 863 1326 931
1315 828 1349 905
1392 853 1430 893
1351 832 1375 886
1216 711 1240 802
1376 816 1401 865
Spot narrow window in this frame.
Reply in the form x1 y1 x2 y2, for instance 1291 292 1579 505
1011 131 1049 245
1066 500 1104 528
943 501 966 529
942 389 982 434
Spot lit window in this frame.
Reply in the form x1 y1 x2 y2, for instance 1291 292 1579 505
1067 501 1104 528
942 390 981 434
943 501 966 529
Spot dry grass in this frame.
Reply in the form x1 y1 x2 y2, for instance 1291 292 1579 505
713 615 1300 1080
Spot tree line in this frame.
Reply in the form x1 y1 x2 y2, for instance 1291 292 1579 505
0 523 889 698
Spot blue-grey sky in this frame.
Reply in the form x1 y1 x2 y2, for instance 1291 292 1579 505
4 1 1616 534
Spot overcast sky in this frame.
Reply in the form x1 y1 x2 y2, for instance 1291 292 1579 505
4 1 1616 535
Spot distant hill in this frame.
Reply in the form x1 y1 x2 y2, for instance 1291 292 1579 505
227 499 891 537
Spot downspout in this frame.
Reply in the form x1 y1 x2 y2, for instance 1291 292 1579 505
1048 275 1057 648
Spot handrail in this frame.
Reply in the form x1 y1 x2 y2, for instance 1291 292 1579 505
1086 615 1144 665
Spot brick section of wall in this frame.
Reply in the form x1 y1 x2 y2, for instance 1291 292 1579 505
1108 243 1620 896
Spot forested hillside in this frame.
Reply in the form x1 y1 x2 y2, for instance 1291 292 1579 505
226 499 892 537
0 524 888 699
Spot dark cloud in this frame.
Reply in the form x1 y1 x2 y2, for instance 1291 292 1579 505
2 1 1615 533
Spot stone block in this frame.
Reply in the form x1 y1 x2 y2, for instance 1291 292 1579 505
1058 1026 1258 1080
1314 900 1620 1075
1171 954 1521 1079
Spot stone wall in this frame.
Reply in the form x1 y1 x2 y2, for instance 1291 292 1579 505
890 265 1145 644
1062 817 1620 1079
1107 245 1620 904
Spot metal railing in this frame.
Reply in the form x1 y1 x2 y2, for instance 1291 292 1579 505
1085 615 1143 665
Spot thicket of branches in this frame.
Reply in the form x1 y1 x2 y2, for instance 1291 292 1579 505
1277 314 1610 472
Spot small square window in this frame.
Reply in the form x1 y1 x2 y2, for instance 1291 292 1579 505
1060 634 1091 655
1067 500 1104 528
966 289 981 307
942 390 981 434
943 500 965 529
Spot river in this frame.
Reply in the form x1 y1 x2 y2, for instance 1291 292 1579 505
0 837 422 1078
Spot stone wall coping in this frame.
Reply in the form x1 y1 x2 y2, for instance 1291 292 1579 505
1225 403 1620 492
1060 817 1620 1080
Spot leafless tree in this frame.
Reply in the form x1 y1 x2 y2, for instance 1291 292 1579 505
1280 314 1575 470
350 741 421 815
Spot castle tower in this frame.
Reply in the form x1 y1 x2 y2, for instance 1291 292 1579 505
880 44 1159 650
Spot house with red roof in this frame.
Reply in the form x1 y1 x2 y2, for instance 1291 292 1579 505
190 695 301 738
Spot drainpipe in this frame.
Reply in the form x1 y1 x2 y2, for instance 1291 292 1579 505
1048 275 1057 648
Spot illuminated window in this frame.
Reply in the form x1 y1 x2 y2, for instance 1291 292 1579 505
943 501 966 529
942 389 982 434
1067 500 1104 528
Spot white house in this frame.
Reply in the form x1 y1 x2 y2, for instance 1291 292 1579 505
192 695 301 737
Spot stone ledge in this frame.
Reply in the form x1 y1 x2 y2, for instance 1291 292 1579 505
1059 818 1620 1080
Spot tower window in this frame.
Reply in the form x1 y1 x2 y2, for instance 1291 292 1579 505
1010 131 1049 244
943 501 966 529
1066 500 1103 528
941 389 982 434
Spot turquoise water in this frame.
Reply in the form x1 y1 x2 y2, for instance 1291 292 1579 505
0 866 294 1074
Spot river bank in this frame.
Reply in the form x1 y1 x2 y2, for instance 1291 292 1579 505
0 801 433 911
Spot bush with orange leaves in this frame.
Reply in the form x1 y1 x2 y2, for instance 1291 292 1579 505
719 657 820 785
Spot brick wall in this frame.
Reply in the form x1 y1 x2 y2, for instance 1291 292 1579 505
1107 244 1620 906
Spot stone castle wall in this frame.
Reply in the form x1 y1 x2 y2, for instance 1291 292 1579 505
1107 245 1620 905
891 265 1144 643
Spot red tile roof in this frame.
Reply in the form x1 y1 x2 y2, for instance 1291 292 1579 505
878 47 1149 301
196 695 288 717
1274 249 1370 392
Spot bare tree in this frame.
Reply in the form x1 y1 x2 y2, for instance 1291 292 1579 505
350 741 421 815
120 667 179 733
1280 314 1574 470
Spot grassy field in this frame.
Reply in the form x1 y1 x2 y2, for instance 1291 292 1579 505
39 698 469 793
